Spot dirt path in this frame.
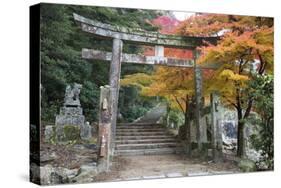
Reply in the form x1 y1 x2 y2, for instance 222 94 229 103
95 154 240 182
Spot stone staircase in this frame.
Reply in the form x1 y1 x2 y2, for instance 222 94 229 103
114 123 183 156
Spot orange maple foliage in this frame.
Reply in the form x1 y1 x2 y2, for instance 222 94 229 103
143 16 194 60
122 15 273 157
178 13 273 157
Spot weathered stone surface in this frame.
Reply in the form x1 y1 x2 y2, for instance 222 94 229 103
193 51 204 151
64 83 82 107
40 152 57 163
80 162 98 172
44 125 54 143
56 113 85 126
220 108 239 152
60 106 83 115
98 85 112 172
238 159 257 172
37 162 98 185
210 92 223 162
55 83 86 142
73 163 98 183
64 125 80 141
82 49 220 69
39 164 79 185
80 121 92 140
55 125 81 142
58 168 79 179
40 164 55 185
109 38 123 147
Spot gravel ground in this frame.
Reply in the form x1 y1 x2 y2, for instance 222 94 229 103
40 143 97 169
95 154 240 182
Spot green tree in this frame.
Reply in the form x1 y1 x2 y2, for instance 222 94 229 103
40 4 163 123
247 74 273 169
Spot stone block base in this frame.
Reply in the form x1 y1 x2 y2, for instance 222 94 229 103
56 125 81 143
55 114 85 127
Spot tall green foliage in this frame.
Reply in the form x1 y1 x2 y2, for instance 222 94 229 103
247 74 273 170
40 4 162 123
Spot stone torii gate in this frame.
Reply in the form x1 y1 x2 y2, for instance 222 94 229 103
73 13 222 170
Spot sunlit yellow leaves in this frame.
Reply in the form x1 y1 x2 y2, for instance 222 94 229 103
219 69 249 81
120 66 195 111
198 31 256 65
121 73 153 88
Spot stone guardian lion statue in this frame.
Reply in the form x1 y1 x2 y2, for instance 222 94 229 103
64 83 82 107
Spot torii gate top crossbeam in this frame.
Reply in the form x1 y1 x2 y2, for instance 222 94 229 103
73 13 219 49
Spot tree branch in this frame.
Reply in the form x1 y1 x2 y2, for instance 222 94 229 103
181 97 187 102
236 88 242 112
257 52 266 75
173 95 185 114
222 95 238 109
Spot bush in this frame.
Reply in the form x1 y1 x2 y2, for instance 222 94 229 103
121 106 151 122
168 109 184 129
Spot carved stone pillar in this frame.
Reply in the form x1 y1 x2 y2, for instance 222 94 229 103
210 92 223 162
98 85 112 171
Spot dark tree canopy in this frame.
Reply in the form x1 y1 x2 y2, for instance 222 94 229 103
40 4 163 123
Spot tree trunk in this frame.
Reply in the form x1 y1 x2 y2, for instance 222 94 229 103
237 107 245 157
185 95 191 156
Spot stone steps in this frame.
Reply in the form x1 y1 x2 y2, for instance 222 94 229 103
116 125 163 130
116 142 178 150
116 131 169 136
115 147 183 156
116 135 175 140
114 123 182 156
116 128 166 132
115 138 176 144
118 123 162 125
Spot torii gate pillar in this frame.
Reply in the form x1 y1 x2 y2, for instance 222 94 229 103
193 50 204 152
109 38 123 153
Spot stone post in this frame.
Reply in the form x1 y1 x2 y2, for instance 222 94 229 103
193 50 204 151
98 85 112 172
109 38 123 155
210 92 223 162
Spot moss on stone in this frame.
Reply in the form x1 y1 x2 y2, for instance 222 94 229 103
63 125 80 142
